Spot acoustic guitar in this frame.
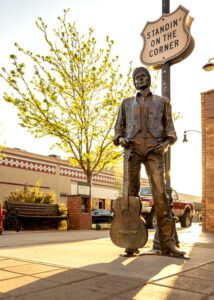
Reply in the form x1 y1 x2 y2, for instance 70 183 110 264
110 148 148 249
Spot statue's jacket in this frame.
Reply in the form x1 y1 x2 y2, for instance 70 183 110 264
113 93 177 146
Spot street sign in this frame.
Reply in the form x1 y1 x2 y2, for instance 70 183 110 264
140 5 194 70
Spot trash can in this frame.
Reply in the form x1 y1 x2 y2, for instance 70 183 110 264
0 203 4 234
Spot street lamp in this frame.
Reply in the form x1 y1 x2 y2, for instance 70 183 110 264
183 130 201 143
202 58 214 72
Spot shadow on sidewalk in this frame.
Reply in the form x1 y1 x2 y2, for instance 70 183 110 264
1 224 214 299
0 253 186 300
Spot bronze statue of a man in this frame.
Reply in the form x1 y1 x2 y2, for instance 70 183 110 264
113 66 186 257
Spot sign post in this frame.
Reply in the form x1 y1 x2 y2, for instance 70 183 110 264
140 1 194 249
162 0 171 200
140 3 194 194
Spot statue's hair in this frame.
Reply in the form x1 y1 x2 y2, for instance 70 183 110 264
132 67 151 87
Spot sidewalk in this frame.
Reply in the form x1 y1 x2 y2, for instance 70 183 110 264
0 224 214 299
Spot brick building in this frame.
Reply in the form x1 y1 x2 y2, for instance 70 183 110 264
201 89 214 231
0 147 149 210
0 148 117 210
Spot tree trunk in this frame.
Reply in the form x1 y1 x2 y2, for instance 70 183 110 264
86 175 92 206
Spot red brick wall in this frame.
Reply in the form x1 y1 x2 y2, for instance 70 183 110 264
201 90 214 232
67 195 92 230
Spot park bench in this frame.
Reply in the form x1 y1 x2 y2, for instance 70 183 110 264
4 201 70 232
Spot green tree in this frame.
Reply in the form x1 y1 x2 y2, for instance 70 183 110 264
0 146 6 160
0 9 134 192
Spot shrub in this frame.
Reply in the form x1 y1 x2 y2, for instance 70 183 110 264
7 182 56 204
58 202 67 216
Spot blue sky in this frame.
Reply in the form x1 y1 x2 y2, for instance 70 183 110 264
0 0 214 196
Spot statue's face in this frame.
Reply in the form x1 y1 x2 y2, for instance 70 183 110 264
134 70 150 90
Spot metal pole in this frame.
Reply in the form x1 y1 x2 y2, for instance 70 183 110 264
153 0 171 251
162 0 180 249
161 0 171 194
162 63 171 192
162 0 170 14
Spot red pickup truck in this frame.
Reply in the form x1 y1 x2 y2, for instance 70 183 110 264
140 186 194 229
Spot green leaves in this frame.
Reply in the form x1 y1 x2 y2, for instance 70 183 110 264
9 54 17 60
7 180 56 204
0 9 135 182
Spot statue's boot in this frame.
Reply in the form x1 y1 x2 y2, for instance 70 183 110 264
125 248 140 255
161 244 186 257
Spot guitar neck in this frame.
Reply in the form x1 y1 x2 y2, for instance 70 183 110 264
122 149 129 210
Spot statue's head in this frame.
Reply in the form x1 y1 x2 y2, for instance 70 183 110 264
132 67 151 90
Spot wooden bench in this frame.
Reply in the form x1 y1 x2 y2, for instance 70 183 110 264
4 201 70 232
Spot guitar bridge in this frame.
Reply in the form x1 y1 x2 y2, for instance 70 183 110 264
118 230 137 235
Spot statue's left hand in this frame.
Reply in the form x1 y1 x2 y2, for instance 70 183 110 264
154 140 170 154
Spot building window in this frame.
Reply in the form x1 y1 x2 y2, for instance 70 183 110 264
98 199 105 209
81 197 89 213
60 193 68 198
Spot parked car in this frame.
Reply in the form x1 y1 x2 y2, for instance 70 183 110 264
140 186 194 229
91 209 114 224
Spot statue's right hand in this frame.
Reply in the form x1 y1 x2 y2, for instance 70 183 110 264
119 137 129 148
